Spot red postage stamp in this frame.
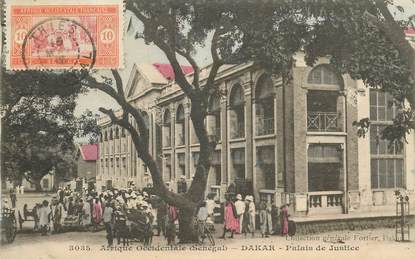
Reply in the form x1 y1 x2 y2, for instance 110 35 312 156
5 0 123 70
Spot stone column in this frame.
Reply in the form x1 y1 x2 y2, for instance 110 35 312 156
292 67 308 194
243 80 254 195
337 91 346 132
148 109 153 158
252 100 258 193
170 103 176 181
273 94 281 190
226 100 233 186
220 94 228 190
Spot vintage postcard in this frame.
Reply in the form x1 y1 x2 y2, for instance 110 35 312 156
0 0 414 259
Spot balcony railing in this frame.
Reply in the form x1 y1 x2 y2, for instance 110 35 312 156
309 191 343 209
307 112 338 132
256 117 274 136
259 189 276 204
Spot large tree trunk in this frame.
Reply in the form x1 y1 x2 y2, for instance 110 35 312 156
177 206 197 243
31 174 43 192
139 152 200 242
89 69 217 244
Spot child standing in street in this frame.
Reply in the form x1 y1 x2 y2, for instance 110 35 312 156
38 200 51 236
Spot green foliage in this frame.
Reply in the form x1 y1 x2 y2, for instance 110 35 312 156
1 70 84 187
76 109 101 144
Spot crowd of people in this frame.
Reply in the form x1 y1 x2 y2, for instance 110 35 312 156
3 186 291 245
217 193 290 239
7 186 180 245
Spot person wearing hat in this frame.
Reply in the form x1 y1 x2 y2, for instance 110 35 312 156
80 198 91 229
141 202 154 246
220 195 238 239
259 200 272 238
242 195 255 237
103 202 114 246
248 196 256 235
51 197 65 233
235 194 245 234
38 200 51 236
127 193 137 209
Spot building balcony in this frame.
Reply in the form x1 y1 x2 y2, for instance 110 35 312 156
308 191 344 214
307 112 339 132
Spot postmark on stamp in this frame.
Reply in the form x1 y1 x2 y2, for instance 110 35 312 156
5 0 123 70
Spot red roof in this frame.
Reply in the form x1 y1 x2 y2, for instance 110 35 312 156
79 144 98 161
405 27 415 35
152 63 193 81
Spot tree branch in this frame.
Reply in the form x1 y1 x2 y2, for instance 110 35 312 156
127 1 196 98
206 29 224 89
175 48 200 88
369 1 415 82
111 69 124 97
83 72 149 151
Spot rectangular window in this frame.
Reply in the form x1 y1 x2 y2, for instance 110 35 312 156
370 90 396 122
177 153 186 176
370 89 404 189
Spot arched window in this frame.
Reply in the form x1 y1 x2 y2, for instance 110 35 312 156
307 65 340 85
229 84 245 138
176 105 185 145
121 128 126 137
208 95 221 140
255 75 274 135
99 132 103 142
104 131 108 141
109 128 113 140
163 109 171 147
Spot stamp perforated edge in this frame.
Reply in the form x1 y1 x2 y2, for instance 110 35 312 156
4 0 125 71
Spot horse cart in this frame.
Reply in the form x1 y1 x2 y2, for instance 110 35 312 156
1 208 17 244
114 209 153 246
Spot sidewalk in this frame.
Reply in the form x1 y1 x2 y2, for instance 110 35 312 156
291 210 415 223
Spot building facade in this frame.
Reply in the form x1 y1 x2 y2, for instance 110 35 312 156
97 56 415 217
